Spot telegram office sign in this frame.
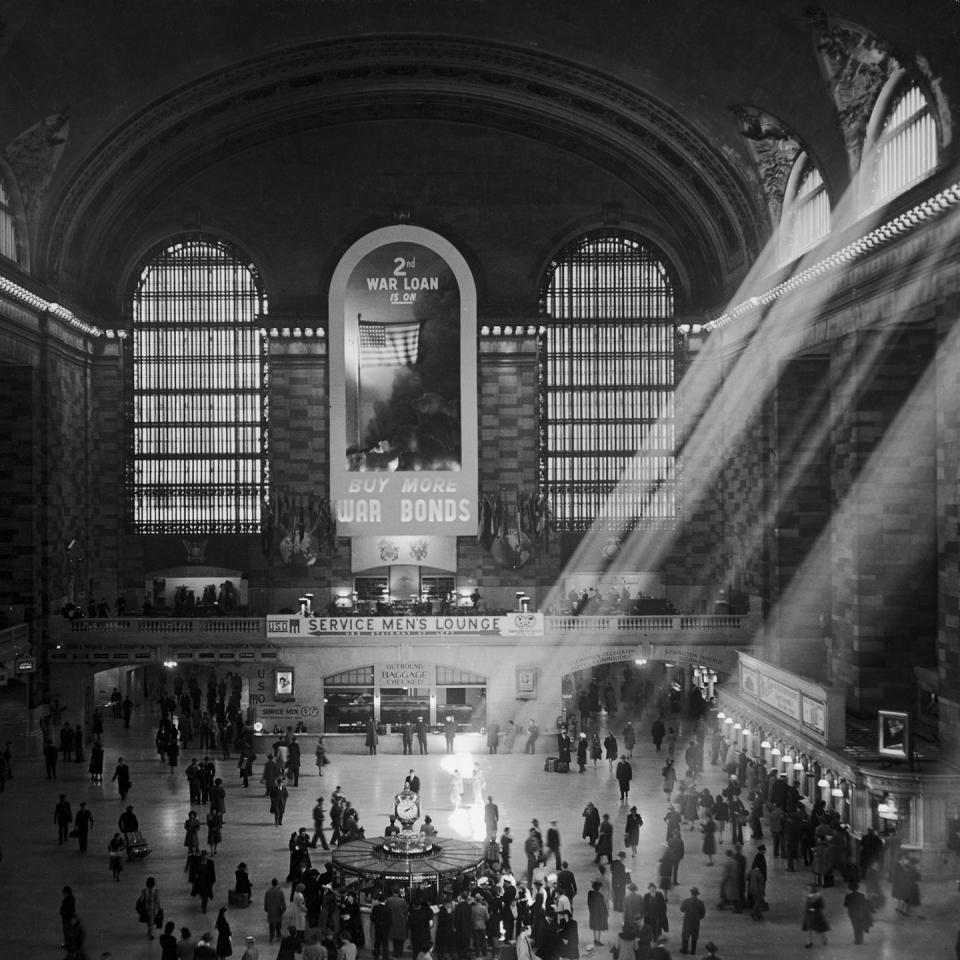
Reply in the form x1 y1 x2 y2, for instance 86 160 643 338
328 226 478 535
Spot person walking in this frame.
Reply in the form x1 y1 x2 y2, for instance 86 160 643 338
310 796 330 850
524 718 539 754
444 716 457 753
112 756 132 800
109 832 125 880
615 756 632 803
801 884 829 948
88 740 104 785
160 920 180 960
546 820 562 869
191 849 217 912
661 759 676 802
415 716 429 754
595 813 613 866
651 717 666 753
701 815 717 866
843 881 873 944
365 717 378 756
587 880 609 946
386 887 409 958
44 738 59 778
54 793 73 844
603 732 618 771
60 885 77 948
622 722 636 760
139 876 161 939
680 886 705 955
215 905 233 958
625 806 643 859
263 877 286 943
74 801 93 852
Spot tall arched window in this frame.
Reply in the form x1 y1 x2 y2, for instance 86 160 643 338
538 230 677 531
128 236 267 533
781 153 830 263
865 79 937 209
0 176 19 262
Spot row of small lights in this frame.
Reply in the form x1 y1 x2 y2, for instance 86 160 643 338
480 325 543 336
705 180 960 333
259 327 326 338
717 708 849 799
0 275 102 337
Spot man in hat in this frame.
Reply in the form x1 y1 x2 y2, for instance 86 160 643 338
679 886 705 954
702 943 722 959
241 934 260 960
610 851 628 911
546 820 562 870
415 716 429 754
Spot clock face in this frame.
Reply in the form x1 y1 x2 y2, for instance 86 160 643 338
395 793 420 821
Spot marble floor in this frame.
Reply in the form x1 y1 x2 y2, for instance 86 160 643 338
1 707 957 960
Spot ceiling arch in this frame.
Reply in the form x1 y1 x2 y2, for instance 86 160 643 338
42 36 767 303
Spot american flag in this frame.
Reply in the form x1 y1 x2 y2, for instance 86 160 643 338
359 320 421 367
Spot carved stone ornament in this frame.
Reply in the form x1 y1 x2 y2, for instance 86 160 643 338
810 12 896 172
730 105 802 226
3 111 70 224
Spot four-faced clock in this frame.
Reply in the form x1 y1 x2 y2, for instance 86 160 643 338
394 790 421 826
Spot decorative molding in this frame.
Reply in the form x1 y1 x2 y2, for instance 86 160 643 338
41 36 764 284
731 105 803 226
810 13 897 173
3 111 70 233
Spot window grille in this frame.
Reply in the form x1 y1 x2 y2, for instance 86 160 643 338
870 82 937 208
539 230 677 531
128 237 267 533
0 178 17 262
325 667 375 686
782 155 830 262
436 665 487 685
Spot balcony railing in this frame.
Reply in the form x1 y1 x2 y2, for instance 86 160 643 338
52 613 746 641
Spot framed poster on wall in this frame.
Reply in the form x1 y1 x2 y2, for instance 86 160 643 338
878 710 910 759
274 669 295 701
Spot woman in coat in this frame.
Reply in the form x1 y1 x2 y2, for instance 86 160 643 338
184 810 202 856
624 807 643 859
206 808 223 855
603 733 618 770
140 876 161 939
88 740 104 785
582 802 600 846
590 733 603 769
718 851 740 911
801 885 829 947
701 816 717 866
215 906 233 957
291 882 308 940
660 760 676 801
586 880 609 945
576 734 589 773
712 796 729 844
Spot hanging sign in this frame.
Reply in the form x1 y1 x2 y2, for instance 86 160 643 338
329 227 478 535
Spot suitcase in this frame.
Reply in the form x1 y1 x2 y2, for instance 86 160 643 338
228 890 251 908
556 761 570 773
544 757 558 773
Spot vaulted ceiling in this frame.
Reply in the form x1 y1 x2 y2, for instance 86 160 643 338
1 0 957 321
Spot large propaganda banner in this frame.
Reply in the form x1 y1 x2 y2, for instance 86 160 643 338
329 227 478 535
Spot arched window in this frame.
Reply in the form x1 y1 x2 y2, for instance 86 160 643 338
0 176 19 262
865 79 937 209
538 230 677 531
781 153 830 263
128 236 267 533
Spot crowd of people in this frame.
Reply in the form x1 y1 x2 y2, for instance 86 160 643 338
21 665 956 960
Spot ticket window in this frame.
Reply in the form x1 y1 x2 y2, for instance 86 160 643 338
380 688 430 726
324 688 374 733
